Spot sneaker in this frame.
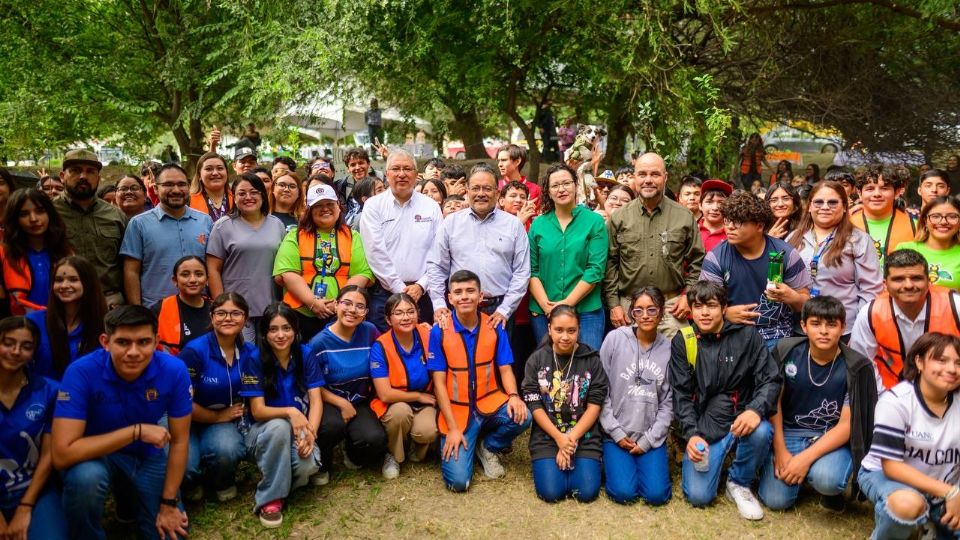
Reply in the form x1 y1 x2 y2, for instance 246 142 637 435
725 481 764 520
343 451 361 470
819 493 846 513
215 485 237 502
259 499 283 529
310 471 330 486
476 444 505 479
382 453 400 480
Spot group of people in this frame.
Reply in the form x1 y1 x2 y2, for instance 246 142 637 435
1 138 960 539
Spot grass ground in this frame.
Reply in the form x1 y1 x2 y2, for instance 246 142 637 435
113 432 875 540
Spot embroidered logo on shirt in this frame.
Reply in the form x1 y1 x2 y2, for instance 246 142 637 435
25 404 45 422
196 233 207 245
145 388 159 401
413 214 433 223
56 391 70 402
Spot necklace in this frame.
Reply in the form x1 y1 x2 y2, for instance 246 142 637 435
807 349 840 387
552 344 577 380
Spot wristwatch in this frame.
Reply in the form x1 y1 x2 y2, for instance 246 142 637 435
160 497 179 508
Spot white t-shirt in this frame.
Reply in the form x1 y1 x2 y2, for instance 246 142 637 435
863 380 960 484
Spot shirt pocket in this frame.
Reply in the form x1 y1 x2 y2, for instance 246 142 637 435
661 230 688 264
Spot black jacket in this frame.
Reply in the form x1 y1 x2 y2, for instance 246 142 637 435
772 337 878 469
670 322 782 443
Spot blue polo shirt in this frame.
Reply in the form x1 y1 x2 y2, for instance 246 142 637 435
178 332 251 410
239 345 323 414
308 322 378 404
26 310 83 381
0 374 57 502
119 205 213 309
426 312 513 374
54 349 193 458
369 330 430 392
25 247 51 309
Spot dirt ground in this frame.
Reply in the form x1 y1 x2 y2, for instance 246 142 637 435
152 431 875 540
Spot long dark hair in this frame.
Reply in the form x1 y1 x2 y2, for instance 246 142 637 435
789 181 855 267
2 188 72 278
298 193 346 234
0 316 40 370
539 163 579 215
257 303 306 400
915 196 960 245
902 332 960 383
765 181 802 229
48 256 106 376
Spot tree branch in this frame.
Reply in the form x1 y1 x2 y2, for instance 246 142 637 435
747 0 960 32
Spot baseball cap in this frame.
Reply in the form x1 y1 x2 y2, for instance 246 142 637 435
596 169 618 186
234 146 257 161
701 179 733 199
62 149 102 170
306 183 338 207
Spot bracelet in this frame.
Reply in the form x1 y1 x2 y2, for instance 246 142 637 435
17 502 34 508
136 423 142 442
946 486 960 501
132 424 137 442
508 392 520 399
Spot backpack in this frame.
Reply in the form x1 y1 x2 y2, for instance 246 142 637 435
680 326 698 368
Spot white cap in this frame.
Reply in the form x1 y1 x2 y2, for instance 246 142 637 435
306 184 338 207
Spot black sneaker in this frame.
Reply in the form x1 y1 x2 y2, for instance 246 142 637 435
819 494 846 512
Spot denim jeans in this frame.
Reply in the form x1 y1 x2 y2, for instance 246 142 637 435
318 402 388 470
245 418 320 511
531 457 601 502
0 486 66 539
602 441 672 505
185 421 247 491
757 435 852 510
439 403 532 492
858 467 960 540
681 420 773 506
62 451 186 540
530 308 605 351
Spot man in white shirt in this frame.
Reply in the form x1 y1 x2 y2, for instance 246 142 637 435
360 149 443 330
427 163 530 330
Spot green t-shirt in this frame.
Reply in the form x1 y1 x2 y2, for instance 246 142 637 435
272 227 375 316
864 216 891 266
895 241 960 290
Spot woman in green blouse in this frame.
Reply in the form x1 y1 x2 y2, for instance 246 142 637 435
528 163 609 349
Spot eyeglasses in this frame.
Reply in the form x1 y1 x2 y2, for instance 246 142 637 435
722 219 743 229
117 186 142 194
157 182 189 190
630 307 661 318
468 185 497 194
338 299 368 312
810 199 841 209
549 181 576 192
275 182 298 191
213 310 245 320
391 309 418 319
387 166 416 174
927 213 960 225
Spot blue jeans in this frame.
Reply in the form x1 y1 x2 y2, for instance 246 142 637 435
186 421 247 491
530 308 605 351
439 404 531 492
245 418 320 511
62 451 186 540
0 486 66 539
602 441 672 505
859 467 960 540
681 420 773 506
757 435 852 510
531 457 601 503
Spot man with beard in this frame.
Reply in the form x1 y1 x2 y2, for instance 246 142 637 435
53 149 128 307
427 163 530 330
604 152 705 338
119 164 213 309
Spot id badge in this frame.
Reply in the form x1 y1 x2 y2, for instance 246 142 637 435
313 280 328 299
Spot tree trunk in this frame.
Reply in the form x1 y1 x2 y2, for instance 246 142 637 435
508 110 540 181
450 108 488 159
604 86 633 168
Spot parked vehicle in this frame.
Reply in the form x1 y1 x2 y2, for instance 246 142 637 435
762 125 843 154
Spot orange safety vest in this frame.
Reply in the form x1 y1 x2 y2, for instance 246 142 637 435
156 295 183 355
189 191 234 219
436 313 508 434
370 323 433 418
0 245 45 315
282 226 352 309
868 287 960 389
850 208 916 258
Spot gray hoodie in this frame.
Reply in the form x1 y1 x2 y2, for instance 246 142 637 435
598 326 673 452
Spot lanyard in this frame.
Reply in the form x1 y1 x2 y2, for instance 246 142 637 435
313 230 336 279
809 231 835 279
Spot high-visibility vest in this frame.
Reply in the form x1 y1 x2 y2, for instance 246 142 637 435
189 191 233 219
281 226 353 310
850 209 916 257
437 313 508 434
869 287 960 389
0 246 44 315
369 323 432 418
157 295 184 355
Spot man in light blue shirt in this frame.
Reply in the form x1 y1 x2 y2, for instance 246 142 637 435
427 163 530 329
120 164 213 309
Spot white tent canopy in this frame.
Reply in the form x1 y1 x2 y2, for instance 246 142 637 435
284 99 431 144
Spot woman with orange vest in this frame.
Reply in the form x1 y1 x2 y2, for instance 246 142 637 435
155 255 211 356
427 270 530 492
272 183 374 341
738 133 769 190
369 293 438 480
1 189 72 315
189 152 234 222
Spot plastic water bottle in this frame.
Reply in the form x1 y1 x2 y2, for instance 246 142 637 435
694 442 710 472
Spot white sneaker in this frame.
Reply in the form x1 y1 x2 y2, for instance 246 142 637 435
310 471 330 486
725 481 764 520
343 451 361 470
476 444 505 479
382 453 400 480
215 485 237 502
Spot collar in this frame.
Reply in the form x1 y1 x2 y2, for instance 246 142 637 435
639 196 666 216
154 204 196 221
468 207 499 223
451 311 481 335
913 378 954 418
892 299 927 324
60 194 103 214
100 349 161 383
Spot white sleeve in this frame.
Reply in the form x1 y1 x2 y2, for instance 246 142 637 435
848 305 883 393
359 199 405 293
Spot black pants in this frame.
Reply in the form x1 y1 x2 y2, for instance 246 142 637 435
318 402 387 470
368 283 434 332
296 311 332 344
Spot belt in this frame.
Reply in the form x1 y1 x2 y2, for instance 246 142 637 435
479 295 505 308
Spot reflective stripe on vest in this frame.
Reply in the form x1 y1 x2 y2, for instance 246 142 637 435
370 323 432 418
282 226 353 310
851 209 916 256
436 313 507 434
156 295 183 355
869 287 960 390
